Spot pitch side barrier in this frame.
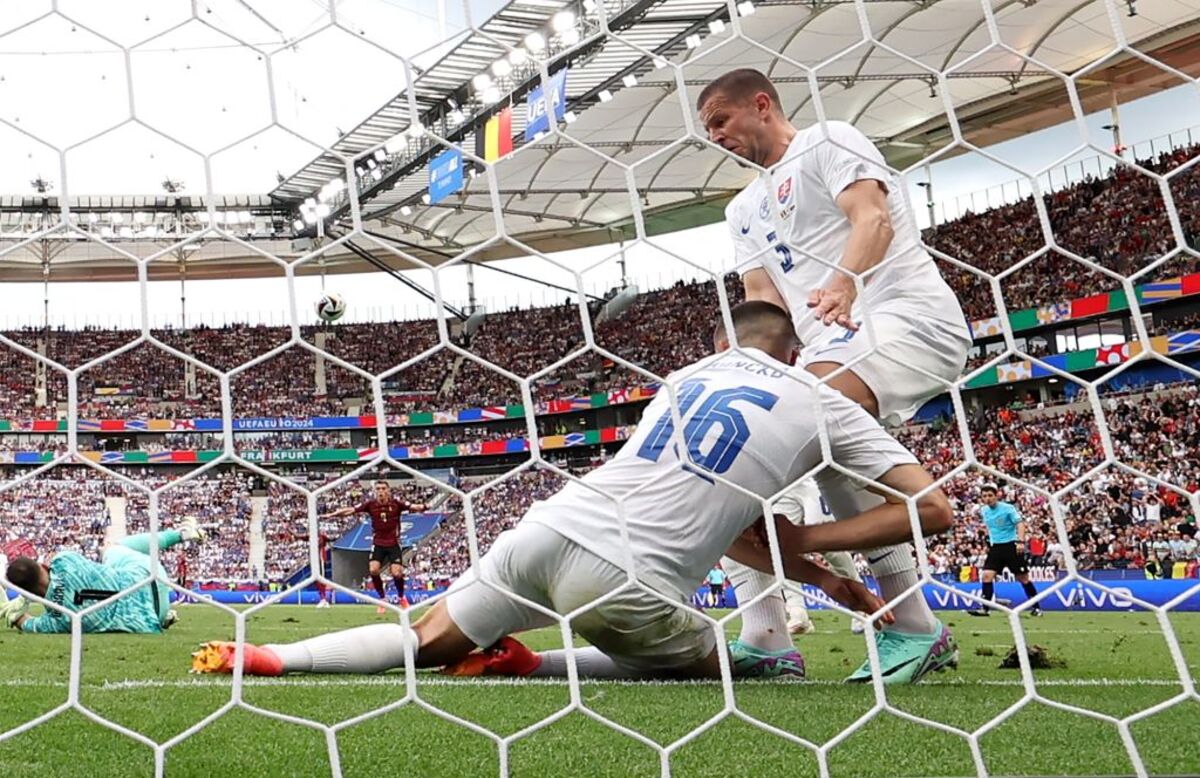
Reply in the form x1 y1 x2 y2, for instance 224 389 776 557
40 573 1185 611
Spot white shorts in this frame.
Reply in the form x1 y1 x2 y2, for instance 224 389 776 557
801 283 970 426
445 522 715 673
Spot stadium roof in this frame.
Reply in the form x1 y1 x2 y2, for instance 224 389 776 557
3 0 1200 282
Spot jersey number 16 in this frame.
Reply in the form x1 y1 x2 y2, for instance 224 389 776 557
636 379 779 475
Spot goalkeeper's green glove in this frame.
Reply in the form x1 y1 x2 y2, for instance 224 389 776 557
1 596 28 629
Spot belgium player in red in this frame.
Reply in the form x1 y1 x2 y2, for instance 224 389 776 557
322 479 425 613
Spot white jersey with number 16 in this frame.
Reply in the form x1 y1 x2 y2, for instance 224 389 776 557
523 346 916 598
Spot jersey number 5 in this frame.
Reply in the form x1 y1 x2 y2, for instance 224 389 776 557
637 379 779 474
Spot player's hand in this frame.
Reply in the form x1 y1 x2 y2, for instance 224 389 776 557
1015 542 1026 556
1 596 28 629
817 576 894 629
807 275 859 331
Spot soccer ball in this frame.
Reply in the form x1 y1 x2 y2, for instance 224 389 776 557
315 291 346 322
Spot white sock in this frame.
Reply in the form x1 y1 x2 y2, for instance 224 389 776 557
783 588 810 626
266 623 415 674
724 556 792 652
815 473 939 634
530 647 650 679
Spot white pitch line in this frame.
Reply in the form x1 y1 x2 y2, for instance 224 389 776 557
0 677 1190 691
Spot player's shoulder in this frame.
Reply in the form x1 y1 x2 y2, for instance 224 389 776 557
725 184 762 221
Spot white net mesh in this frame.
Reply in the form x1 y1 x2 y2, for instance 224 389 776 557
0 0 1198 775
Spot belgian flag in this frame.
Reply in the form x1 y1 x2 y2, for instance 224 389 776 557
476 106 513 163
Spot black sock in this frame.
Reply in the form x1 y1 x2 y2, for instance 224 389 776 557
981 580 994 603
1022 581 1038 602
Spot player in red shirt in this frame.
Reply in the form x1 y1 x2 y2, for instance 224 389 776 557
322 480 425 613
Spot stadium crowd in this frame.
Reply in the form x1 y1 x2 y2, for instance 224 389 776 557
927 143 1200 323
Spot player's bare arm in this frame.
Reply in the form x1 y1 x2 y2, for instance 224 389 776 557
785 463 951 554
742 267 789 312
320 506 356 519
725 535 893 628
807 179 894 331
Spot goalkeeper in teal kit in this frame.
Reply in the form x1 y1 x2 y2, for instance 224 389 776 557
1 519 204 633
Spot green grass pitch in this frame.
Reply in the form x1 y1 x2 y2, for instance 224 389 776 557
0 605 1197 777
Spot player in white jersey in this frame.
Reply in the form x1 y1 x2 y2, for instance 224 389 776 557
697 68 971 683
190 302 954 681
776 480 865 636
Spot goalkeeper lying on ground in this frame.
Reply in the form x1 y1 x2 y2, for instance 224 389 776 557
1 519 204 634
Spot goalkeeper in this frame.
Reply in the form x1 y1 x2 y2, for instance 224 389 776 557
1 519 204 634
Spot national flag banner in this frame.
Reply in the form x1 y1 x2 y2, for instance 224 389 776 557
1008 309 1040 331
600 427 618 443
148 451 175 463
970 316 1003 338
481 406 506 420
608 387 629 405
1167 330 1200 354
505 438 529 453
409 412 434 426
0 420 8 431
126 419 149 431
569 396 592 410
78 419 101 431
996 361 1032 383
101 419 125 431
1036 302 1070 324
1181 272 1200 296
172 451 199 463
1071 293 1110 319
541 434 566 449
1139 278 1182 302
457 408 484 422
476 106 513 163
148 419 174 431
481 439 509 455
563 432 587 447
433 444 459 458
409 444 432 458
546 399 572 414
357 415 377 428
32 420 58 432
356 447 379 460
173 419 197 431
100 451 123 463
433 411 456 424
1095 343 1129 366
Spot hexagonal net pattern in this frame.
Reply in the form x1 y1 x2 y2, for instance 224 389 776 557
0 0 1198 776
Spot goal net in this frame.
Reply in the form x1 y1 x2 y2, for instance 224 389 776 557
0 0 1197 775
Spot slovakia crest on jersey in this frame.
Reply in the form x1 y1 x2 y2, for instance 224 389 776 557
777 176 796 218
758 196 770 220
777 177 793 204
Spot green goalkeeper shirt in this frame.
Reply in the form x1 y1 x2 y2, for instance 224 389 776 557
21 551 165 634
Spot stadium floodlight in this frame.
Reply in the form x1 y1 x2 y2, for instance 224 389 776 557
304 197 317 209
524 31 546 53
653 57 667 69
292 218 304 231
87 212 98 224
421 193 431 205
685 33 702 49
551 10 575 32
598 89 613 103
492 58 512 78
373 149 386 161
559 27 580 46
132 210 149 224
582 0 597 12
708 19 725 34
473 73 492 91
119 226 133 238
622 74 637 88
407 123 425 138
563 110 577 124
482 86 501 104
371 168 383 182
449 108 465 126
737 0 756 15
239 211 253 223
315 203 331 219
111 212 124 224
508 47 528 65
400 205 412 216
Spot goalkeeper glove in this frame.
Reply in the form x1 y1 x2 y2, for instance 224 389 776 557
1 596 28 629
